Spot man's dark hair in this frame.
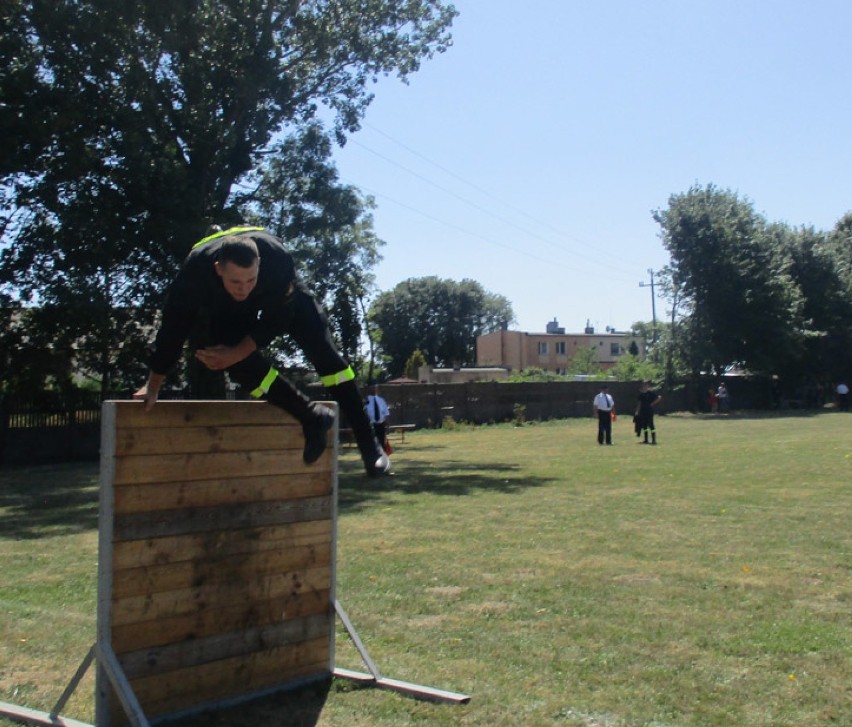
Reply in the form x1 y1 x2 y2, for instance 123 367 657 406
217 235 259 267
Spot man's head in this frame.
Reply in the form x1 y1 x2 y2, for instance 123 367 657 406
640 381 650 391
215 236 260 301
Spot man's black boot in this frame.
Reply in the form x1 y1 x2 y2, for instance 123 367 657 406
302 402 335 464
263 377 334 464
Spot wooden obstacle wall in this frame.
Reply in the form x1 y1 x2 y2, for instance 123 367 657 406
96 401 337 726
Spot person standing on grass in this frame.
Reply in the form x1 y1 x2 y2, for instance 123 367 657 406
837 382 850 411
593 384 615 445
365 380 391 454
133 225 391 477
716 382 730 413
636 381 662 445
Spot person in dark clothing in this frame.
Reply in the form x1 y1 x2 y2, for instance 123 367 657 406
133 225 390 476
636 381 662 445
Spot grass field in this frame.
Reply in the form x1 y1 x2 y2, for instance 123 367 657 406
1 412 850 727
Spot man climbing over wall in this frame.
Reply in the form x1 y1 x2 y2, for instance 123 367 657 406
133 225 391 477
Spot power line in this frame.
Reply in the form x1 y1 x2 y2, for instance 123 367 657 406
358 122 653 273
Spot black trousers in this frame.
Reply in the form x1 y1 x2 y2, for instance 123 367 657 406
191 286 350 392
597 410 612 444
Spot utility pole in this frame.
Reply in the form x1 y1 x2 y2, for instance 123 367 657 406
639 269 658 344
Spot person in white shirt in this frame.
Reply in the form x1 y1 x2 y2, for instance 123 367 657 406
365 381 391 450
593 384 616 445
837 382 850 411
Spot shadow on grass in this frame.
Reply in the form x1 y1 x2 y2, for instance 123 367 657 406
0 462 99 540
337 454 555 513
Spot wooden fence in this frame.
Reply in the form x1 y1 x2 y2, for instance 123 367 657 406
1 377 782 467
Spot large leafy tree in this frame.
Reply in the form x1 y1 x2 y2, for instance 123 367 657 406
0 0 456 393
369 276 515 377
784 224 852 381
653 184 805 377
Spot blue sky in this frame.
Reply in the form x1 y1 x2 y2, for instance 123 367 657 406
331 0 852 334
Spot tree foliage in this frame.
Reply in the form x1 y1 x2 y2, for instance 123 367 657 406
369 276 515 377
0 0 457 393
653 184 852 382
653 185 804 376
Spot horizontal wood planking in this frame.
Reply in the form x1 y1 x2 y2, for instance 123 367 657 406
113 472 331 513
112 540 332 599
112 449 330 485
112 520 333 569
114 423 300 456
112 495 332 541
111 588 330 653
110 643 329 725
111 562 332 627
99 401 337 724
119 612 332 680
111 400 297 429
129 639 330 706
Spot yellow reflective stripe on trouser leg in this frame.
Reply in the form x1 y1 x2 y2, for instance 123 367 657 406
320 366 355 387
250 368 279 398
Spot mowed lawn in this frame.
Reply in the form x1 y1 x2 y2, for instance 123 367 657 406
1 412 850 727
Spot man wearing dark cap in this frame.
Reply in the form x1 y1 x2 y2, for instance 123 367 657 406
593 384 615 445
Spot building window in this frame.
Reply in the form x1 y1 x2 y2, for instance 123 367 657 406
538 342 549 355
610 343 621 356
555 342 566 355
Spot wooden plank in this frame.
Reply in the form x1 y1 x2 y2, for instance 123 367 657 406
111 588 330 654
112 520 333 569
118 612 331 680
125 662 331 725
113 423 299 456
112 541 332 598
113 472 331 514
126 638 330 717
112 495 332 541
112 449 330 486
111 400 299 429
111 565 332 627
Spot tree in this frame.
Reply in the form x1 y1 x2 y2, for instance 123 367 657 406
567 346 602 377
404 350 427 381
369 277 515 377
241 123 385 364
784 224 852 380
0 0 457 393
653 184 804 376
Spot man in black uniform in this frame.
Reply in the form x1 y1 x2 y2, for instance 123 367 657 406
636 381 662 445
133 225 390 476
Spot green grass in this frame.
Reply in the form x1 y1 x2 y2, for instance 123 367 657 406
1 412 850 726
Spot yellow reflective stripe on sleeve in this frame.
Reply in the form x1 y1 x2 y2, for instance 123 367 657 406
250 367 279 398
192 226 265 249
320 366 355 387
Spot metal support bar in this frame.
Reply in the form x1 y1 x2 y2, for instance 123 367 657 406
50 644 96 719
334 599 382 680
333 600 471 705
95 643 151 727
0 700 94 727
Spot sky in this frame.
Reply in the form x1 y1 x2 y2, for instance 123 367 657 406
330 0 852 335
